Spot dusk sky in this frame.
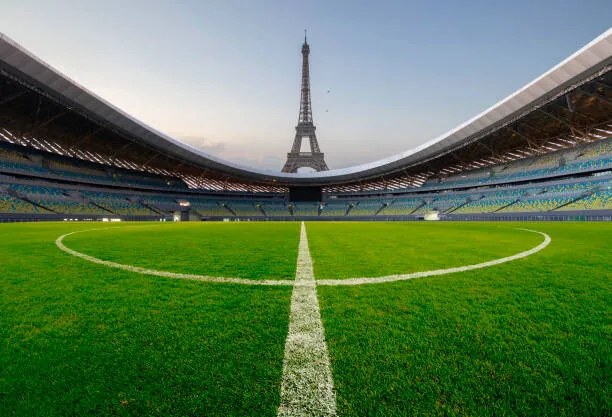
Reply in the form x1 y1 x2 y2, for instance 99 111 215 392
1 1 610 171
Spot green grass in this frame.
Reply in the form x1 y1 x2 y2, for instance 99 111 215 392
0 222 292 416
316 222 611 416
307 222 543 279
63 222 300 280
1 221 610 416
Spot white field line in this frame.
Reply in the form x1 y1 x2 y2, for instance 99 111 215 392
277 222 337 416
317 228 551 286
55 227 551 288
55 229 294 286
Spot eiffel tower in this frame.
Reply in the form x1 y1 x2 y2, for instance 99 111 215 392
282 31 329 173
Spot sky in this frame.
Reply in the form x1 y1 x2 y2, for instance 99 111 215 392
1 1 610 171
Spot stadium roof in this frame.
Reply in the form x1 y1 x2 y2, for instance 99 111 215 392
0 29 610 189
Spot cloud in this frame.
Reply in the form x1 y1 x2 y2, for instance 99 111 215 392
228 155 283 171
170 133 285 171
175 135 226 154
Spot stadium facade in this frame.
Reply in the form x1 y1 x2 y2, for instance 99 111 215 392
0 29 610 222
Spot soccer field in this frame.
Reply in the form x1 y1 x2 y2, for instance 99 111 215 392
1 221 610 416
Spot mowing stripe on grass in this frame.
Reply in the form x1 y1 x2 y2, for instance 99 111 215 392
277 222 337 416
317 228 551 286
55 229 294 286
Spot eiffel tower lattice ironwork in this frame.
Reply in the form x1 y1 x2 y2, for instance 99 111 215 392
282 31 329 173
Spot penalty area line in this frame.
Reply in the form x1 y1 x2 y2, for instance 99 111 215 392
277 222 337 416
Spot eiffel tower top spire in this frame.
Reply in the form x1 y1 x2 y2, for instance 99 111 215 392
298 29 312 124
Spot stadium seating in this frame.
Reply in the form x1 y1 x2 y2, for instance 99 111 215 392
141 195 182 211
292 203 320 216
190 200 234 217
230 201 265 217
413 195 470 214
422 139 611 190
557 190 611 211
320 202 347 216
348 200 384 216
1 175 609 218
453 197 515 214
261 202 290 217
80 191 156 216
0 192 50 214
383 197 424 215
0 145 187 191
0 139 610 219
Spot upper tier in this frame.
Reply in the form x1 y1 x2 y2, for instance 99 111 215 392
0 29 610 189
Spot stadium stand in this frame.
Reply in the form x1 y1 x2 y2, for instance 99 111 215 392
348 199 385 216
422 139 612 191
0 191 51 214
292 202 320 217
261 201 291 217
383 197 425 215
320 201 348 216
189 199 234 217
0 144 187 191
230 200 265 217
1 171 610 221
558 190 610 211
0 30 610 222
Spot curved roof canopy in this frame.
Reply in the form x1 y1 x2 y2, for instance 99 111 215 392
0 29 611 186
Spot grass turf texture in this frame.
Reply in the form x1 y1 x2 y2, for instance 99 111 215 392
316 222 611 416
307 222 544 279
0 222 292 416
62 222 300 280
0 221 610 416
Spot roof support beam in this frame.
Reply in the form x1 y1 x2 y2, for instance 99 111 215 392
565 93 575 113
518 120 549 140
65 128 105 160
0 90 26 106
475 140 497 155
20 107 68 138
578 86 612 107
550 101 597 123
143 152 161 166
108 140 133 159
594 79 611 89
536 108 588 137
447 151 472 168
33 110 67 130
503 126 545 155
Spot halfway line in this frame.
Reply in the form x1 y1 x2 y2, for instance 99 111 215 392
277 222 337 416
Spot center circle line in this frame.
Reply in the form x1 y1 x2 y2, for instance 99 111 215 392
55 227 551 287
316 228 551 286
55 228 295 286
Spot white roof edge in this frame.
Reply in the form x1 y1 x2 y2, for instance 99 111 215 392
300 27 612 179
0 32 258 172
0 28 611 183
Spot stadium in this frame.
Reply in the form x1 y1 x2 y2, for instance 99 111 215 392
0 15 610 417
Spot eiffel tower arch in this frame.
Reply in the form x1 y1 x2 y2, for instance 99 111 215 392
282 31 329 173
